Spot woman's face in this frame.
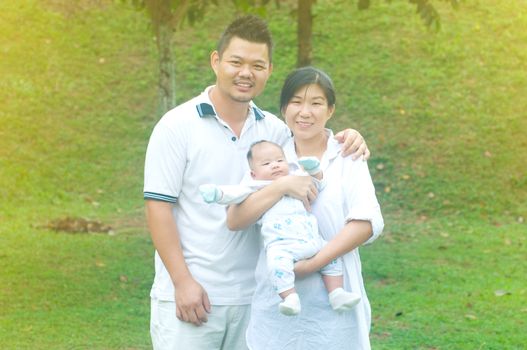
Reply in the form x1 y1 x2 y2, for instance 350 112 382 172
283 83 334 141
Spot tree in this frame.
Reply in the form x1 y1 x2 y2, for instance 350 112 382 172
127 0 209 114
127 0 269 115
295 0 461 67
297 0 315 67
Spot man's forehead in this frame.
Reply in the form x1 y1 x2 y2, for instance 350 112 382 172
222 37 270 61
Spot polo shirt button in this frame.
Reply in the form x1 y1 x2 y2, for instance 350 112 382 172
231 136 236 141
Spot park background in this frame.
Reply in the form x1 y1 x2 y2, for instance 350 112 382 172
1 0 525 348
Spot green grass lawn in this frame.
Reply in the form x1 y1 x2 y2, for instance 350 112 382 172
1 0 525 348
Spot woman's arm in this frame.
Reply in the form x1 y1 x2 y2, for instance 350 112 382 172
226 175 317 231
294 220 373 277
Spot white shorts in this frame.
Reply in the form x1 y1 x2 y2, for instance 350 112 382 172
150 298 251 350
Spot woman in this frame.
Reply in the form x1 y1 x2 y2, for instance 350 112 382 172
229 66 384 349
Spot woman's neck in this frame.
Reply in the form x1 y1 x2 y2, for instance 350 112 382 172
294 131 328 160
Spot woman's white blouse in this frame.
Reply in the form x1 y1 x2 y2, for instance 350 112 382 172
246 130 384 350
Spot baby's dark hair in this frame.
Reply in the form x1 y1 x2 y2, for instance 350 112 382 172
217 15 273 62
246 140 283 166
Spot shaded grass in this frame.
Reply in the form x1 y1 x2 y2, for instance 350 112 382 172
0 221 152 349
363 216 526 349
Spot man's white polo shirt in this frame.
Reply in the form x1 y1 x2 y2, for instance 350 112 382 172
144 86 290 305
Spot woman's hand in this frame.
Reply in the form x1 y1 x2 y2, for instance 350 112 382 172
294 257 319 278
275 175 317 211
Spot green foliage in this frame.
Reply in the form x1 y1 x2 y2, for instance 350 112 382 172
126 0 272 28
358 0 463 30
1 0 525 348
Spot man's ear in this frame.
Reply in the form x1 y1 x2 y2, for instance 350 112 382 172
210 51 220 75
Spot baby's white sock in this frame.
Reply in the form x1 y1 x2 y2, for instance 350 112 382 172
329 288 361 312
279 293 301 316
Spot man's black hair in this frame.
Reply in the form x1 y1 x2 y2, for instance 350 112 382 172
217 15 273 62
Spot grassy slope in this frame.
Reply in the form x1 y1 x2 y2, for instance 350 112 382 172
0 1 156 348
1 0 525 348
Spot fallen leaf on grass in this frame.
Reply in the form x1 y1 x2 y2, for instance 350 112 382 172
465 314 477 320
42 217 113 234
371 331 391 340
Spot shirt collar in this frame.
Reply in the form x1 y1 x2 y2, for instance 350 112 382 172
195 86 266 121
324 129 341 161
283 128 341 164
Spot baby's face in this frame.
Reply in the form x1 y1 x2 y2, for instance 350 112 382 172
250 143 289 181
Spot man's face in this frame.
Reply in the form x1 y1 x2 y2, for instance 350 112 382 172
211 37 272 103
250 142 289 181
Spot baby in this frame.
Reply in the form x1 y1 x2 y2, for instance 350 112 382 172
200 140 360 316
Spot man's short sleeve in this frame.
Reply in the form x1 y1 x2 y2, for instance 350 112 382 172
143 119 186 203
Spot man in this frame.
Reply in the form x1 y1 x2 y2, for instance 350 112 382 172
144 15 368 350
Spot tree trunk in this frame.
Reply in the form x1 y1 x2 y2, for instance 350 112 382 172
156 20 176 115
297 0 314 67
146 0 177 116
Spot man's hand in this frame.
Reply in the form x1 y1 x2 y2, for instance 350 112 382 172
275 175 318 211
334 129 370 160
175 276 211 326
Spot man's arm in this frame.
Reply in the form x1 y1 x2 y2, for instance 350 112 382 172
145 200 211 326
226 175 317 231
